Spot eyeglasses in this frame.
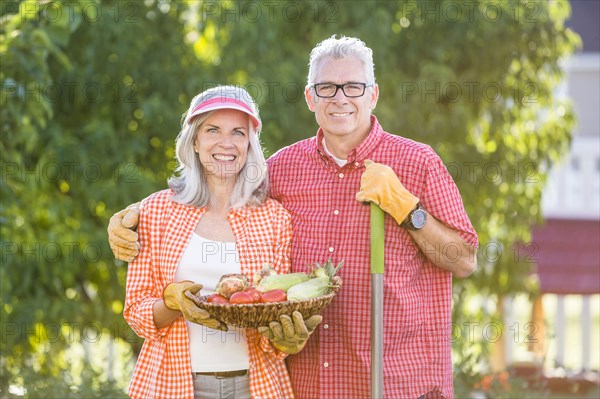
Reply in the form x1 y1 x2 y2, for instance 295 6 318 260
312 83 373 98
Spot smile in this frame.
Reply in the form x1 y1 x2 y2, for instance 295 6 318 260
330 112 352 117
213 154 236 161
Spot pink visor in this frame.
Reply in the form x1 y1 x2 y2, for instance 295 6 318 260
187 97 262 132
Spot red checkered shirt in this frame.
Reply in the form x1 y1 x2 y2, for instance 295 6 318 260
268 116 478 399
124 190 295 399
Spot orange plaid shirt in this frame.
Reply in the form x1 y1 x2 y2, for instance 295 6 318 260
124 189 295 399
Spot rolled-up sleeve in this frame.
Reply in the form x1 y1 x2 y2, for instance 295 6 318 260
123 198 169 340
259 334 288 360
422 147 479 248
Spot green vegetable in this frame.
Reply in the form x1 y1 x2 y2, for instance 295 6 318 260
253 264 277 286
287 260 344 301
310 259 343 279
256 272 310 293
287 277 330 301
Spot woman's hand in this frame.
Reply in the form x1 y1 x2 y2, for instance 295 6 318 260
163 281 228 331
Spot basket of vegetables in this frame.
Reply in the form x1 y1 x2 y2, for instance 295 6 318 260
185 260 343 329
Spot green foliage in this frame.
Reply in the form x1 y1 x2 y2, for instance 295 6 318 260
3 367 128 398
1 0 206 394
1 0 579 395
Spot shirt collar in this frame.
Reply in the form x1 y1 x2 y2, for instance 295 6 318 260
228 206 253 220
314 115 385 167
321 138 347 166
170 195 253 221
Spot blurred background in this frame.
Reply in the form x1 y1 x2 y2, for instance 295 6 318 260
1 0 598 398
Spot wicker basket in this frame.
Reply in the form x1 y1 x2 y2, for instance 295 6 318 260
185 279 341 329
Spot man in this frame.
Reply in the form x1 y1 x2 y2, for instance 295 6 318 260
109 36 477 399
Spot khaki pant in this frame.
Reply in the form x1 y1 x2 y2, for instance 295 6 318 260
192 373 251 399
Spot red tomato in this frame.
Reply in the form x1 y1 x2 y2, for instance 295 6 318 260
260 289 287 303
229 291 255 304
207 294 229 304
244 287 263 303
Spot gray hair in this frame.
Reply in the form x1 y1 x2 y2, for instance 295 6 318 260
307 35 376 87
168 86 268 209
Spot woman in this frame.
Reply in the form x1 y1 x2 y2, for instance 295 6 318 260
123 86 298 399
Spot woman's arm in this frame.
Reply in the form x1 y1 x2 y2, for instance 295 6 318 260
123 196 172 339
153 299 182 329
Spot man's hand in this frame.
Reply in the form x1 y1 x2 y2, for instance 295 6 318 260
258 311 322 354
108 202 141 262
356 159 419 225
163 281 228 331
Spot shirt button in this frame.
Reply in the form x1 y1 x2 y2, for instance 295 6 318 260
323 362 329 368
333 210 339 215
338 173 344 178
328 247 334 253
323 324 329 330
355 162 360 167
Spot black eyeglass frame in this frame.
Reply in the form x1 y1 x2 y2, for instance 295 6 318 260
311 82 374 98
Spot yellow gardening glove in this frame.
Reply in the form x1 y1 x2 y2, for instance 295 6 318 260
258 311 322 354
163 281 228 331
356 159 419 225
107 202 141 262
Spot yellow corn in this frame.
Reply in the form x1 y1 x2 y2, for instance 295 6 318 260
256 272 310 293
287 277 330 301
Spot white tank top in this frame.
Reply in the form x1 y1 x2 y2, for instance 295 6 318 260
174 233 249 372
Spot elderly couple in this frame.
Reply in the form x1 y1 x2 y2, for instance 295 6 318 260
108 35 478 399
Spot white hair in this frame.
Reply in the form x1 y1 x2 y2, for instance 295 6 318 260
307 35 376 87
168 86 268 208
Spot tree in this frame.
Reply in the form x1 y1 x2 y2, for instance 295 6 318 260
1 0 579 395
1 0 211 394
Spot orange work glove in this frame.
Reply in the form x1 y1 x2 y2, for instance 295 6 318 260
356 160 419 225
107 202 141 262
163 281 228 331
258 311 322 354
